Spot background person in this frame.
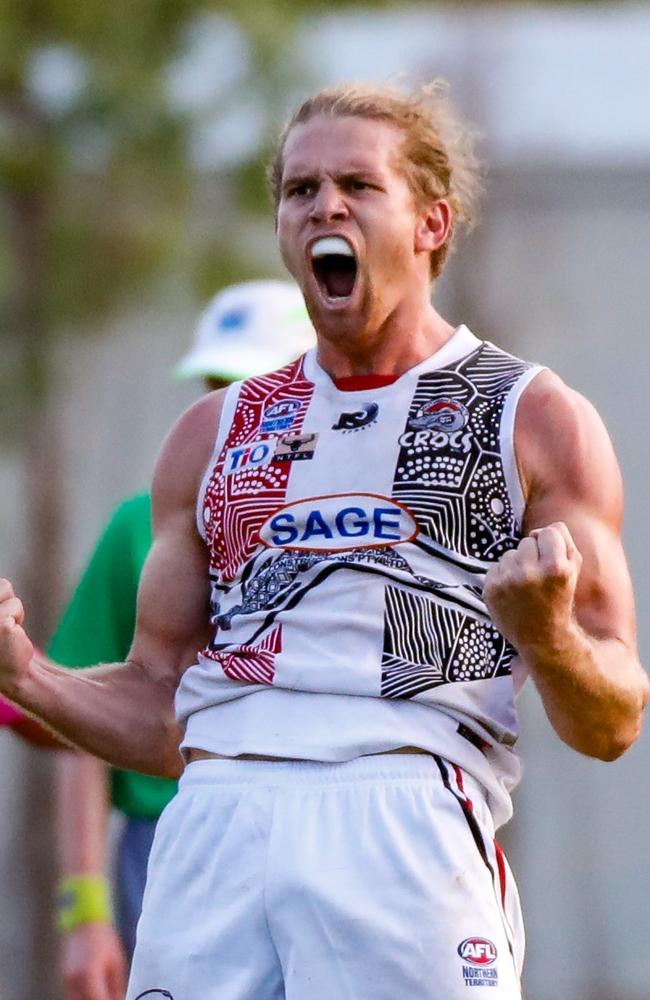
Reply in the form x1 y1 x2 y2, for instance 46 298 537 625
51 280 315 1000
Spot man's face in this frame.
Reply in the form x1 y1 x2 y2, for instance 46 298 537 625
276 114 431 343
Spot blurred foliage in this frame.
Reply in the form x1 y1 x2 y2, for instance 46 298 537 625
2 0 599 416
0 0 412 420
0 0 200 414
192 237 263 303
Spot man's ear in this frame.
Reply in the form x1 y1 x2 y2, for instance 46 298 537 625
414 199 452 253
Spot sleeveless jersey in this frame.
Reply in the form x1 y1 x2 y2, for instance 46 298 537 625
176 326 543 826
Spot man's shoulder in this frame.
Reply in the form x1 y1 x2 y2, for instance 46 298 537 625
517 368 596 435
164 389 228 452
151 390 229 513
516 368 621 510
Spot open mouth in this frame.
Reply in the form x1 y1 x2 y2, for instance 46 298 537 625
310 236 357 301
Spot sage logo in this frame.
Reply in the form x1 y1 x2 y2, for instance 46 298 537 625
332 402 378 432
259 493 417 551
457 937 497 967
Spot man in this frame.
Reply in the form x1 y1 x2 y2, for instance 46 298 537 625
51 280 315 1000
0 82 647 999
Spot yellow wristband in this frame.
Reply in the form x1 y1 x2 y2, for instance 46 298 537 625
57 875 112 933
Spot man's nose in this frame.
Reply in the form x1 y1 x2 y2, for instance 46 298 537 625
309 183 348 223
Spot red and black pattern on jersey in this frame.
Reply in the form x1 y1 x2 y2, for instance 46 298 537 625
391 343 530 560
202 359 314 581
199 359 314 682
380 343 533 700
219 624 282 685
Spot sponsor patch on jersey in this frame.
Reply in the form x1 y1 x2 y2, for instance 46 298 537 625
398 427 473 454
223 438 275 476
409 398 469 432
457 938 498 967
458 937 499 988
259 493 418 551
261 398 302 432
272 432 318 463
332 401 379 432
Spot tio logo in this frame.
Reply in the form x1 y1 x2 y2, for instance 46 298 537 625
224 439 274 476
457 938 498 966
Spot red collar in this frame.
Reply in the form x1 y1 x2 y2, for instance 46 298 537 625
333 374 399 391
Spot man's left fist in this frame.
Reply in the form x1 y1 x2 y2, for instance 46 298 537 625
483 522 582 652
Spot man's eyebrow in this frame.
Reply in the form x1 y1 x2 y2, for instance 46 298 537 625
281 172 316 190
337 169 384 183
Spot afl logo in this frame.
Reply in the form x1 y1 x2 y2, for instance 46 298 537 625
409 398 469 432
457 937 498 967
261 398 302 432
264 399 301 420
259 493 418 551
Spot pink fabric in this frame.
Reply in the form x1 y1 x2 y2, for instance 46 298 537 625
0 696 22 726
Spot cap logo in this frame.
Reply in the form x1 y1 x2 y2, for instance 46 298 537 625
218 306 249 332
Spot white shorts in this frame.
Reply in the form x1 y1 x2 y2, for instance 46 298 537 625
128 754 524 999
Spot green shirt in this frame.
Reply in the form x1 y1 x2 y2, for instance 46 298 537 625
47 492 177 819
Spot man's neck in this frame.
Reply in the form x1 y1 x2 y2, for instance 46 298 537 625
315 304 456 379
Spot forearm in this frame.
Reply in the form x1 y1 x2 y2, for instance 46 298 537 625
5 653 183 778
521 625 649 760
57 753 111 876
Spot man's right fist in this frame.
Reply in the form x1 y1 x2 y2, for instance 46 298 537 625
0 578 34 697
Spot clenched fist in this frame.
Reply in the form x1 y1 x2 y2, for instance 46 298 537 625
483 522 583 653
0 578 35 698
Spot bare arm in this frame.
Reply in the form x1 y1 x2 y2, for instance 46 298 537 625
0 390 224 777
57 753 127 1000
484 370 648 761
57 753 110 875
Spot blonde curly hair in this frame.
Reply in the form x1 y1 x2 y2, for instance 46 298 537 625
268 80 483 279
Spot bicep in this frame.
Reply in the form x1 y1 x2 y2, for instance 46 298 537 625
129 517 212 685
518 373 637 647
127 394 223 687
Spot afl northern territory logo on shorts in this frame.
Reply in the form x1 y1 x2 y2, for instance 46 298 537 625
457 937 499 989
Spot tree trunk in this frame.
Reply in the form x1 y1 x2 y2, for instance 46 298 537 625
8 183 65 1000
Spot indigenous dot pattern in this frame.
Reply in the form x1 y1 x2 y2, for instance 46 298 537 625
382 343 536 700
200 358 315 680
201 359 314 583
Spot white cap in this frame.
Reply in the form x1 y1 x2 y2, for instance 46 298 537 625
175 280 316 382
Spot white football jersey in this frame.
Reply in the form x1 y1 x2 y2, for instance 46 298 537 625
176 325 543 826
